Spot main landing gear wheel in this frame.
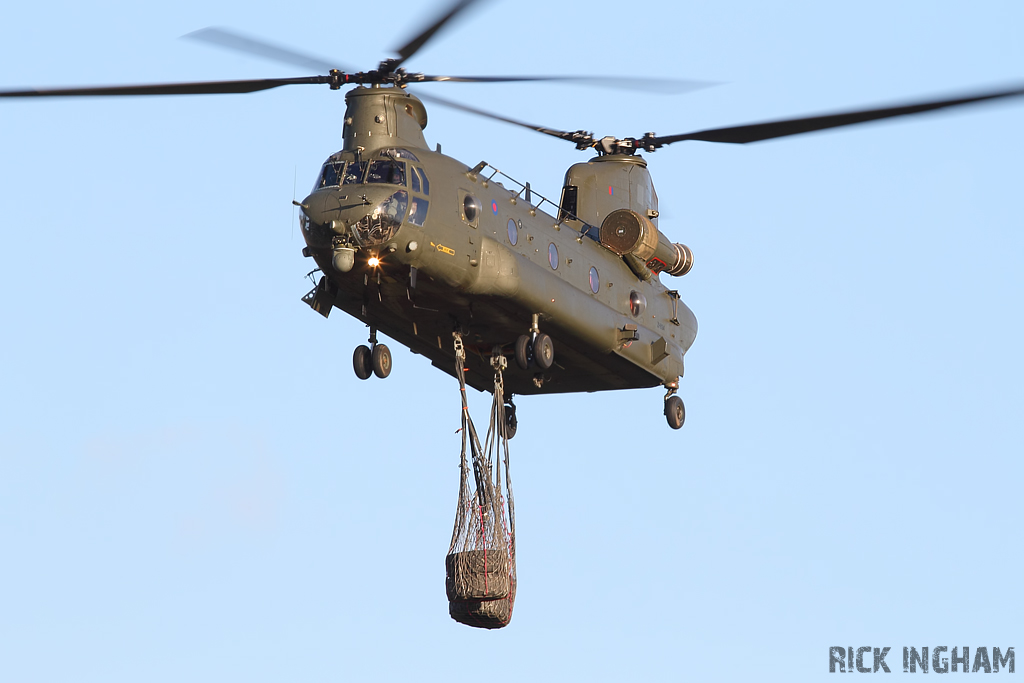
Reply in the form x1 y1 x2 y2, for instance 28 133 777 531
532 333 554 370
372 343 392 379
665 395 685 430
353 345 373 380
514 334 533 371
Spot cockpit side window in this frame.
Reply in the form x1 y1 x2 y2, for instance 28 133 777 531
417 167 430 195
366 160 406 186
342 162 366 185
408 196 428 226
410 167 421 193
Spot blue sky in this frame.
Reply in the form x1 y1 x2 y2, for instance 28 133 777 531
1 1 1021 681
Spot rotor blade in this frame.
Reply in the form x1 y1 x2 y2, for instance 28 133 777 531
0 76 330 98
410 88 586 144
393 0 486 66
650 83 1024 146
183 27 350 73
415 74 719 94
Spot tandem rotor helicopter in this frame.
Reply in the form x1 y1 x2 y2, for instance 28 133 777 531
4 0 1023 434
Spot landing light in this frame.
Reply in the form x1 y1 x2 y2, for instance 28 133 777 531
367 256 381 268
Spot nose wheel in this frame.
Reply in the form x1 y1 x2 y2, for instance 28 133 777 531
514 334 532 370
353 345 373 380
371 343 392 378
353 328 392 380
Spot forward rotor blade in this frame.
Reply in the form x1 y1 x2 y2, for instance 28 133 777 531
410 89 585 144
651 83 1024 146
415 74 719 94
393 0 486 66
0 76 330 98
183 27 348 73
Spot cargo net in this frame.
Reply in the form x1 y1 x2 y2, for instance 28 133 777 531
446 333 516 629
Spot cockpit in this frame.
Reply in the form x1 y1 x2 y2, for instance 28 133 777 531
312 148 431 246
314 148 429 192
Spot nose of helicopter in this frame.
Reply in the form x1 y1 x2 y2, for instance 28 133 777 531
301 186 410 248
299 189 340 228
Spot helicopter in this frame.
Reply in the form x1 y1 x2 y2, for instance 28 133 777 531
3 0 1023 435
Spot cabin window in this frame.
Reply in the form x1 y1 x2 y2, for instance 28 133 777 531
507 218 518 246
409 197 429 227
342 161 366 185
463 195 481 223
629 290 647 317
589 267 600 293
558 185 578 222
366 159 406 186
548 243 559 270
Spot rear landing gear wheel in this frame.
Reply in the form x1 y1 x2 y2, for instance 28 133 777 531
353 345 373 380
665 395 685 430
533 333 554 370
502 403 518 440
514 334 533 371
372 343 392 379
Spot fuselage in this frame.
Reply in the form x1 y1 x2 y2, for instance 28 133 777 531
299 85 697 395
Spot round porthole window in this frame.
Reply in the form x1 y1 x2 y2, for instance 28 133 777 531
629 290 647 317
463 195 481 222
548 243 559 270
507 218 518 246
589 267 600 293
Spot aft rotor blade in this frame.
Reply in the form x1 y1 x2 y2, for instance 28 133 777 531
416 74 719 94
410 89 587 144
183 27 349 73
650 83 1024 146
0 76 330 98
393 0 486 66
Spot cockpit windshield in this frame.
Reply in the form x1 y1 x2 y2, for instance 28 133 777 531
342 162 366 185
366 160 406 186
314 161 344 190
312 154 414 190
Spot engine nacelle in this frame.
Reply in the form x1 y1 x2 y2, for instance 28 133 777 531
599 209 693 277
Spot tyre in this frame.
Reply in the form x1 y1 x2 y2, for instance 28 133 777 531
664 395 685 430
372 343 392 379
353 345 373 380
514 335 532 370
503 404 518 440
533 333 554 370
